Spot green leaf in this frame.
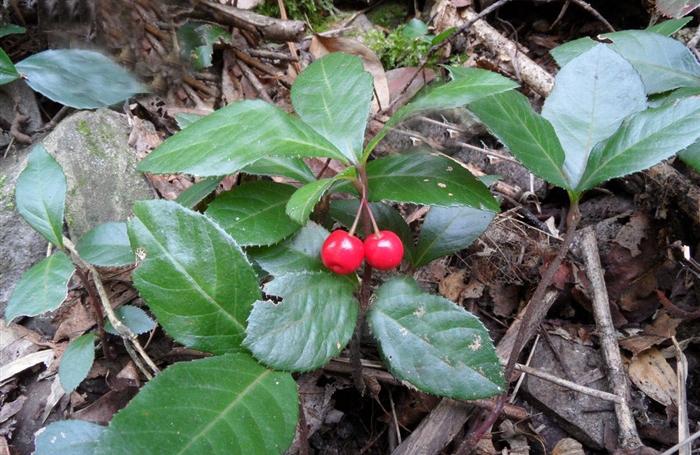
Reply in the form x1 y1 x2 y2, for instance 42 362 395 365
578 97 700 191
679 140 700 173
647 17 693 35
138 100 347 176
648 86 700 108
15 144 66 247
5 251 74 322
542 44 647 187
206 181 300 246
0 24 27 38
285 178 337 225
550 37 597 67
177 22 229 70
105 305 156 336
245 272 358 371
656 0 700 18
176 176 224 208
413 206 494 267
329 200 413 264
361 152 500 211
16 49 146 108
174 112 207 129
366 68 518 156
605 31 700 94
249 222 328 276
291 53 373 163
35 420 105 455
368 277 505 400
468 90 570 189
128 200 259 354
76 222 135 267
59 333 96 393
0 48 19 85
97 353 298 455
402 19 429 39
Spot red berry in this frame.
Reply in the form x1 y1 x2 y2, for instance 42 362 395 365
364 230 404 270
321 230 364 274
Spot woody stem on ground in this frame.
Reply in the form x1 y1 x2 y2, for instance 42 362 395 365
454 198 581 454
74 267 111 360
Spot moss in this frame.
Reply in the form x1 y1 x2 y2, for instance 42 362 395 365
75 118 108 159
364 27 431 69
254 0 337 30
367 1 409 28
0 175 13 210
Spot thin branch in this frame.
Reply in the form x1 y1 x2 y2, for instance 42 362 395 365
514 363 622 403
570 0 615 32
660 430 700 455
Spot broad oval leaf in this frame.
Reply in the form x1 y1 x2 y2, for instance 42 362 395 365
206 181 300 246
245 272 358 371
59 333 96 393
361 152 500 212
35 420 106 455
76 222 135 267
285 177 337 225
468 90 570 189
329 200 413 264
15 144 66 247
138 100 347 176
16 49 146 109
365 68 518 157
105 305 156 336
97 353 298 455
176 176 224 208
249 222 328 276
413 206 495 267
128 200 259 354
0 48 19 85
679 140 700 173
292 52 373 163
542 44 647 187
369 277 505 400
578 97 700 191
5 251 75 322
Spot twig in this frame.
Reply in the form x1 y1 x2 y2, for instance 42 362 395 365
235 59 273 103
514 363 622 403
246 48 297 62
549 0 570 30
672 337 690 455
74 267 111 360
275 0 302 75
62 237 160 379
660 430 700 455
580 227 641 450
569 0 615 32
656 289 700 319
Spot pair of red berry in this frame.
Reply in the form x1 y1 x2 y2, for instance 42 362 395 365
321 230 404 274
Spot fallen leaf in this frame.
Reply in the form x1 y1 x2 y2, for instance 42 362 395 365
613 212 648 258
552 438 585 455
0 350 55 383
627 348 677 407
310 34 390 112
73 387 139 424
439 270 467 301
489 283 517 317
53 301 94 341
386 67 436 103
0 396 26 424
41 375 67 423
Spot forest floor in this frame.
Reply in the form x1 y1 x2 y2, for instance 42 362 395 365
1 0 699 454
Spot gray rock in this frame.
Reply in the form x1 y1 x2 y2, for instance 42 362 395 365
0 149 49 315
41 109 156 239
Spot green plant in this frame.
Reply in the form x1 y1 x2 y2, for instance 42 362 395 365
9 51 520 453
255 0 337 30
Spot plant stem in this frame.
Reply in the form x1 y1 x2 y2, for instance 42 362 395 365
74 267 111 360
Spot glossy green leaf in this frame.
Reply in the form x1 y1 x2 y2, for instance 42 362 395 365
285 178 337 225
369 277 505 400
550 37 597 67
5 251 74 322
35 420 105 455
648 86 700 108
177 22 229 70
176 176 224 208
171 111 315 183
128 200 259 354
249 222 328 276
16 49 146 108
413 206 494 267
0 48 19 85
76 222 135 267
138 100 346 176
647 17 693 35
468 90 570 189
362 152 500 211
402 18 429 39
105 305 156 336
97 353 298 455
578 97 700 191
206 181 300 246
245 272 358 371
15 144 66 247
59 333 96 393
329 199 413 264
0 24 26 38
366 68 518 155
679 140 700 173
291 52 373 163
542 44 647 187
656 0 700 18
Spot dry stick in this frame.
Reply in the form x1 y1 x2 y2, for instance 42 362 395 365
672 337 690 455
74 267 111 360
580 227 641 450
513 363 622 403
569 0 615 32
660 430 700 455
62 237 160 379
235 59 273 103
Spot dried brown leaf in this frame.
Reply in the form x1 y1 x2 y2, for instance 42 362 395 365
627 348 677 406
